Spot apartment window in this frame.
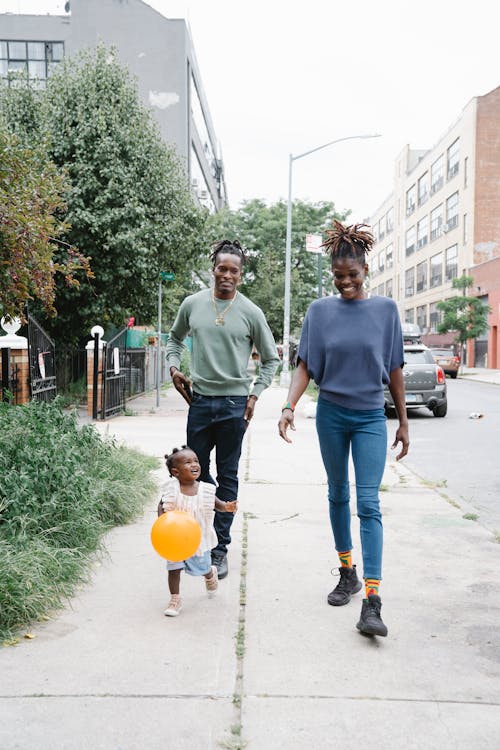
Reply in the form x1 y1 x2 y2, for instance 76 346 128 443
377 283 385 297
0 40 64 87
386 278 393 298
191 74 218 179
445 244 458 281
416 260 428 293
417 305 427 333
430 154 444 194
445 191 459 230
405 267 415 297
406 184 416 216
405 308 415 324
368 257 376 277
429 302 442 333
464 156 468 188
379 218 385 241
405 226 416 256
386 243 393 269
430 252 443 288
190 146 216 213
386 207 394 234
418 172 429 206
447 138 460 180
378 249 385 273
463 213 467 244
417 216 428 249
430 204 443 241
372 224 378 243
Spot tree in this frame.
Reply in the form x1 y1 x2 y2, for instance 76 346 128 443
1 48 208 343
0 123 91 321
437 275 490 366
206 199 345 341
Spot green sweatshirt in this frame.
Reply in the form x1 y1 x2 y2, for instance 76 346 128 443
166 289 279 397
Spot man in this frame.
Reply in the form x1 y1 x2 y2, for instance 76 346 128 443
166 240 279 579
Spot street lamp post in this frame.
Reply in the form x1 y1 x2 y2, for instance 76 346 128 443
279 133 382 387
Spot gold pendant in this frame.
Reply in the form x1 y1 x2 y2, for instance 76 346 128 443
215 317 225 326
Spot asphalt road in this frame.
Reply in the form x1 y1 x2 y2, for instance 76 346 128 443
395 377 500 533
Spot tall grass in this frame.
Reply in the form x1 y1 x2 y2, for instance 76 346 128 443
0 399 159 641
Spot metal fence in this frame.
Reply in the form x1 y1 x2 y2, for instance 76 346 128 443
101 328 128 419
27 313 57 402
1 348 19 403
56 348 87 393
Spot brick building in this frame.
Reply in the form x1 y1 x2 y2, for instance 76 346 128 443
368 85 500 368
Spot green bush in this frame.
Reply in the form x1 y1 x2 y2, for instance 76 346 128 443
0 399 159 641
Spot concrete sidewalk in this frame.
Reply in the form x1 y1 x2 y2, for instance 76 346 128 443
1 385 500 749
459 366 500 385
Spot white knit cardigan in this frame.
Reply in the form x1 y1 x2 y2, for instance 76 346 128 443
160 478 218 556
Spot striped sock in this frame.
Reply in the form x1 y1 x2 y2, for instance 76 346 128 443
338 550 352 568
365 578 380 597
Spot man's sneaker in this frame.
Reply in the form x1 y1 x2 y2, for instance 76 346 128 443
211 551 228 580
205 565 218 596
327 565 362 606
164 594 182 617
356 594 388 637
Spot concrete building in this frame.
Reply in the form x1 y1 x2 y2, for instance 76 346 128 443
368 85 500 368
0 0 227 212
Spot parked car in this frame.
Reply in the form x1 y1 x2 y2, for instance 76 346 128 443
384 344 448 417
429 347 460 378
401 322 422 344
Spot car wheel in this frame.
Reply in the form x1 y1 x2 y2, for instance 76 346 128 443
384 405 396 418
450 372 457 379
433 401 447 417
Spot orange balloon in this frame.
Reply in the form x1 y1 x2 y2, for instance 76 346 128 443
151 510 202 562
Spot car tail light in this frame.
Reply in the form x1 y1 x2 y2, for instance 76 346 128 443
436 366 446 384
453 356 460 364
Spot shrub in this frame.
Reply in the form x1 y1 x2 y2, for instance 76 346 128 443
0 399 158 641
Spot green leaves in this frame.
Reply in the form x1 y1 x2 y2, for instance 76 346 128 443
0 399 159 640
0 124 91 320
437 275 490 344
1 46 207 342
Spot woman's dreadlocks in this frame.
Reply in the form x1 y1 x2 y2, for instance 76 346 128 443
322 220 374 264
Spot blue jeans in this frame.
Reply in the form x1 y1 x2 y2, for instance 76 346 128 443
187 393 247 555
315 398 387 580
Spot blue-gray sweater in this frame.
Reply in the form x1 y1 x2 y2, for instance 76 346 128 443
298 295 404 410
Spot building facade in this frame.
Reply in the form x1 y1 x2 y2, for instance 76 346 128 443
0 0 227 212
368 85 500 368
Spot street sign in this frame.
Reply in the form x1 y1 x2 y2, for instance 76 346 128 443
160 271 175 281
305 234 323 254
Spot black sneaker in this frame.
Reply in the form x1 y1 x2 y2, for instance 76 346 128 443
327 565 362 606
356 595 388 637
211 551 228 580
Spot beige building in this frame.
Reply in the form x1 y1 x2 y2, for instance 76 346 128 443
368 85 500 368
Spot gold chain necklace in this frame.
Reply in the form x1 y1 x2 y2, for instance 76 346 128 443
212 290 238 326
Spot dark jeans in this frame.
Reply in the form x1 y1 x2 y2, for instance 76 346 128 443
187 392 247 555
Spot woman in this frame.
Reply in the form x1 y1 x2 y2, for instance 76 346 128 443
278 221 409 637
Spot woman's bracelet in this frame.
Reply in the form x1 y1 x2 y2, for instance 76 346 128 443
282 401 296 412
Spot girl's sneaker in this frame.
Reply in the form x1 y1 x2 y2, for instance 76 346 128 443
164 594 182 617
205 565 218 596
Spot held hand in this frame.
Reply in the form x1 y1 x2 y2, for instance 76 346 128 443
244 395 257 426
391 424 409 461
171 369 192 405
225 500 238 514
278 409 296 443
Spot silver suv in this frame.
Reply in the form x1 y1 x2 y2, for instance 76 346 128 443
384 344 448 418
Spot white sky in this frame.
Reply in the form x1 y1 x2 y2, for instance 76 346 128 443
1 0 499 220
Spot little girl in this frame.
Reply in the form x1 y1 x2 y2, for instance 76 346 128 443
158 446 237 617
